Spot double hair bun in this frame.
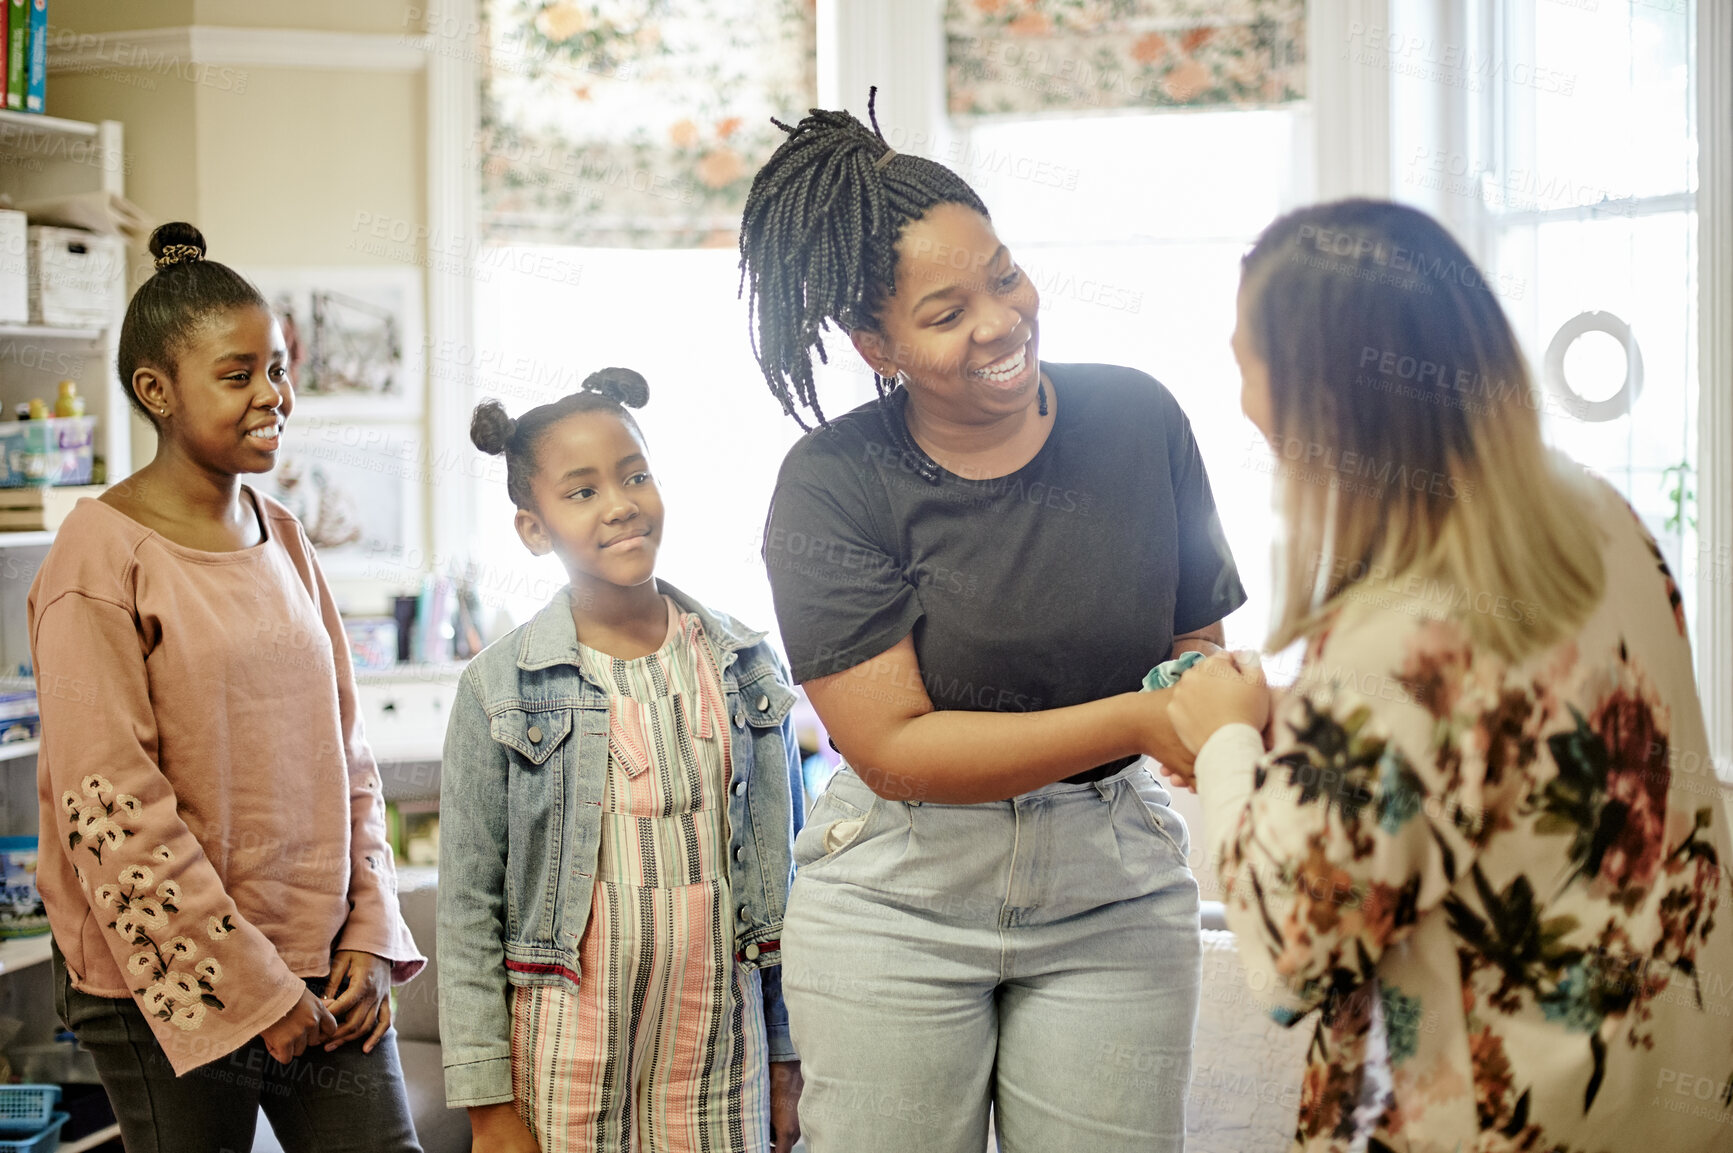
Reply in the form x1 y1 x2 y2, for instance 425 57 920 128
469 367 650 457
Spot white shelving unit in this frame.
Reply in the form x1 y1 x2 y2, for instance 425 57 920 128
0 108 130 489
0 103 129 673
0 110 131 1150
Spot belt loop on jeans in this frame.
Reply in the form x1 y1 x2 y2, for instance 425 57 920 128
1092 779 1114 801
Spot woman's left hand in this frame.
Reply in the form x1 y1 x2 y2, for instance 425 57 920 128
322 950 394 1053
770 1060 803 1153
1169 651 1271 755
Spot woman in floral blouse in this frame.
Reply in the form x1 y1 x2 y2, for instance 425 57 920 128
1170 199 1733 1152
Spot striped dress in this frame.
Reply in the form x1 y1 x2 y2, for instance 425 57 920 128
510 598 771 1152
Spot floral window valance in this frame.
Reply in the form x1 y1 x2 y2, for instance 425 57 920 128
946 0 1305 119
479 1 816 248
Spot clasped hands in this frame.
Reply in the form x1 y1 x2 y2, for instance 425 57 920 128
258 948 394 1064
1161 650 1273 790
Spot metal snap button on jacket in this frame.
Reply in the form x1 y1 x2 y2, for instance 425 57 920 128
743 943 760 961
527 724 543 743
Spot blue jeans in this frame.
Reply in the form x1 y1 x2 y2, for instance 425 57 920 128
53 944 422 1153
782 762 1201 1153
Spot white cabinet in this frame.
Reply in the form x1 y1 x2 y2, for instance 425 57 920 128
355 666 462 799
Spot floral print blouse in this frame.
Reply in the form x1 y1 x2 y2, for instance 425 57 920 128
1196 479 1733 1152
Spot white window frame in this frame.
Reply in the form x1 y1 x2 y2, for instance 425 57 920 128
1697 0 1733 775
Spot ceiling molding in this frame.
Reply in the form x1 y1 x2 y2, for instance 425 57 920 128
47 25 433 74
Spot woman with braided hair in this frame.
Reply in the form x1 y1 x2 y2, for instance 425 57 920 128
739 92 1244 1151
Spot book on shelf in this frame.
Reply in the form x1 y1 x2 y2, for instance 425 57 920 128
0 483 104 531
0 4 9 101
23 0 43 114
4 0 21 111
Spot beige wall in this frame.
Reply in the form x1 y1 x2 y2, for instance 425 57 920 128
50 0 195 35
54 66 425 267
192 69 425 267
52 0 421 35
197 0 425 35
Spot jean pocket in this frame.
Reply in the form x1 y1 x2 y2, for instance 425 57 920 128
1126 774 1192 864
793 772 879 870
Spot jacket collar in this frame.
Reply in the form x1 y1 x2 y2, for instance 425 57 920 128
515 579 766 673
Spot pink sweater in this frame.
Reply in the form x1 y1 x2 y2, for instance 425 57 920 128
28 492 423 1075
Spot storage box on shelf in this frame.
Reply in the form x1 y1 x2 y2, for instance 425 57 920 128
0 415 93 487
0 483 98 532
26 227 120 328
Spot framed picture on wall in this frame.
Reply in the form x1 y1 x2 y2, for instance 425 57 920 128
253 419 427 579
243 266 425 419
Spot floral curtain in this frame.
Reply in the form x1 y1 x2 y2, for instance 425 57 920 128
479 1 817 247
946 0 1304 118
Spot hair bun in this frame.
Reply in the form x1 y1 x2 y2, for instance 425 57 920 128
581 367 649 409
148 221 207 271
469 399 518 455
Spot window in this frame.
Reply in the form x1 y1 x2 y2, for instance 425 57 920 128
960 107 1307 649
1468 0 1699 639
468 246 858 633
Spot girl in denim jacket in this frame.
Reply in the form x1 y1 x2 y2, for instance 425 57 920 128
438 369 805 1153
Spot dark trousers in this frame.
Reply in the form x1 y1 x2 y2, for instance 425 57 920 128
54 945 422 1153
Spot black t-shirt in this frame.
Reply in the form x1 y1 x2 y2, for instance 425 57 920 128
762 361 1246 781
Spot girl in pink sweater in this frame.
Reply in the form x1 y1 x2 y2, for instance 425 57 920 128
27 223 425 1153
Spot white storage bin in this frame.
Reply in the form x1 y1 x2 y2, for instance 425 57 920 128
0 212 26 325
26 227 121 328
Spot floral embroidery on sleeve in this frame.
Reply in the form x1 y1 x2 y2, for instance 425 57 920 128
64 778 226 1033
61 774 133 864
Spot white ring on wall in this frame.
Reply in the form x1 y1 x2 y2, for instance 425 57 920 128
1542 310 1644 423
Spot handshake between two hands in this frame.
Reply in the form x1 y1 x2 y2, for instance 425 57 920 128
1159 649 1274 791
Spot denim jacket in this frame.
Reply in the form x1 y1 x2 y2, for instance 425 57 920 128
438 581 804 1107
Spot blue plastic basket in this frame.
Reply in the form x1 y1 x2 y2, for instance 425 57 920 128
0 1111 66 1153
0 1086 57 1136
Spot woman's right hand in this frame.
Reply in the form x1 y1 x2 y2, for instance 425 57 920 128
259 987 337 1065
1123 686 1200 789
469 1102 542 1153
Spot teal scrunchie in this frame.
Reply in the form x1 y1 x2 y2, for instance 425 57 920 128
1141 649 1205 691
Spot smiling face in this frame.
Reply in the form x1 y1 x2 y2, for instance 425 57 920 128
514 409 663 594
853 202 1041 424
137 304 293 475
